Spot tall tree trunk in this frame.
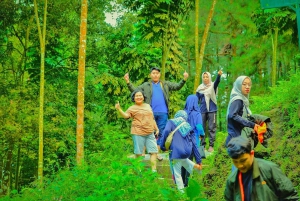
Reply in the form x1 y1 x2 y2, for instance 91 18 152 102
77 0 88 166
216 46 222 131
194 0 199 92
15 142 21 192
271 27 278 87
193 0 217 93
34 0 48 186
0 139 13 196
187 46 191 75
0 146 4 190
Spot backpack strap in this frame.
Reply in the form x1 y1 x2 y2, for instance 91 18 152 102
165 122 186 150
171 122 185 135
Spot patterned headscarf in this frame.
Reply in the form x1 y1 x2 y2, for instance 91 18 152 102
227 76 252 117
196 72 218 111
171 110 192 137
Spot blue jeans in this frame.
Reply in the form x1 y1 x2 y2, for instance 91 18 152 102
154 112 168 146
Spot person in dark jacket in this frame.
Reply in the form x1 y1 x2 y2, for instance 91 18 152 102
224 136 299 201
196 70 222 152
181 94 205 187
226 76 261 146
124 67 188 160
160 110 202 192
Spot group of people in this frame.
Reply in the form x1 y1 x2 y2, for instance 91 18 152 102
115 67 299 199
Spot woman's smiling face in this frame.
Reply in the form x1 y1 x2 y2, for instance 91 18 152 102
134 92 144 105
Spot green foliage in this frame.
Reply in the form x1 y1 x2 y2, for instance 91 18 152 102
251 71 300 117
251 72 300 193
121 0 193 79
0 130 189 201
202 72 300 200
186 179 207 201
252 7 296 37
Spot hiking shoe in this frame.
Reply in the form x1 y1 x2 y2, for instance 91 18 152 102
208 146 214 152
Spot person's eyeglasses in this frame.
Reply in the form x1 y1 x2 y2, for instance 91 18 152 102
242 83 252 87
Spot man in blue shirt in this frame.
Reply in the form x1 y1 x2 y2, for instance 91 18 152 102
124 67 189 160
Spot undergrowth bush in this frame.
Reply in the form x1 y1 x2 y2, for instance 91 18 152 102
1 128 207 200
251 71 300 192
202 72 300 200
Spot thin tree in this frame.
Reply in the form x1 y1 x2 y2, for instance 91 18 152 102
194 0 199 91
33 0 47 186
193 0 217 93
271 26 278 87
76 0 88 166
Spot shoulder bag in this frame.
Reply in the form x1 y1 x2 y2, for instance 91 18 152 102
165 122 185 150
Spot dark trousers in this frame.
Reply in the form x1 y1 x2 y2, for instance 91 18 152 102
154 112 168 145
201 112 217 147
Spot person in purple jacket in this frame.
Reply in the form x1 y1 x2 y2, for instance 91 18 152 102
160 110 202 192
196 70 222 152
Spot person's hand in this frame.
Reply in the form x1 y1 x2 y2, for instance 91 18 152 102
218 69 223 75
195 163 202 170
124 73 130 84
155 129 159 136
183 70 189 81
115 101 121 110
253 124 260 133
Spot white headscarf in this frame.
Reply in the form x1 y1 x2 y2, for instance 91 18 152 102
227 76 252 117
196 72 217 111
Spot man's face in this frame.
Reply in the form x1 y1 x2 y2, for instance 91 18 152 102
150 70 161 83
232 150 254 173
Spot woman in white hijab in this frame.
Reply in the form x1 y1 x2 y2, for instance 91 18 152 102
225 76 260 146
196 70 222 152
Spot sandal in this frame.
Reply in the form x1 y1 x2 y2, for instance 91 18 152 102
157 155 163 161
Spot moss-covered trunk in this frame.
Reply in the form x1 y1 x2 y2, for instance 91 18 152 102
76 0 88 166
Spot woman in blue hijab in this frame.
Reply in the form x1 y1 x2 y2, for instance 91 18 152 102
160 110 202 192
181 95 205 187
184 95 205 147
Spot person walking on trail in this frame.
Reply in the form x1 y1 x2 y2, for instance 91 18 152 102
181 94 205 187
124 67 189 160
159 110 202 193
115 90 159 172
196 70 222 152
224 136 299 201
226 76 261 147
